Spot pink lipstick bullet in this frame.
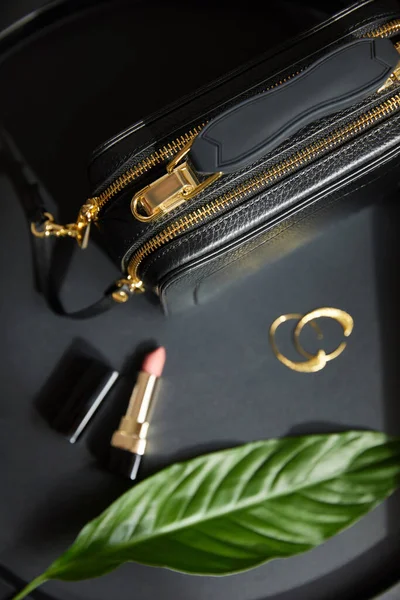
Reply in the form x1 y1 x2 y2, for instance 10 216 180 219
110 347 166 480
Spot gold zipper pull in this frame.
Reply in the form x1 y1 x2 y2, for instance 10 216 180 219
31 200 99 248
112 276 145 303
31 212 79 240
131 138 221 222
75 200 99 248
378 41 400 92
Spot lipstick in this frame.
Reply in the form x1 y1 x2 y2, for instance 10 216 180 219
109 347 166 480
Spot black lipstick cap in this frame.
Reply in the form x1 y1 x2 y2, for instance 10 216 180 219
51 362 119 443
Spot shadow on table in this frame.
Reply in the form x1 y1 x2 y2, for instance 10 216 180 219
254 198 400 600
372 196 400 597
373 196 400 435
259 540 400 600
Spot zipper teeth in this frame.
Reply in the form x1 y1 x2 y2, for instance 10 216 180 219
364 18 400 38
92 18 400 213
94 125 206 209
128 92 400 280
93 68 303 210
125 18 400 282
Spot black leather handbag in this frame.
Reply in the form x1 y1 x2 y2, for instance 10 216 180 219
27 0 400 316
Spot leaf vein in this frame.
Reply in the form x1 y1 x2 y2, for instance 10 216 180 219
188 527 262 558
226 515 311 548
202 446 260 513
268 438 323 492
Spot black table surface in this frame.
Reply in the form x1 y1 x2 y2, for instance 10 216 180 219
1 1 400 599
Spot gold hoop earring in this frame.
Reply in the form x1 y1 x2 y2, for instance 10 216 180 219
294 307 354 363
269 313 327 373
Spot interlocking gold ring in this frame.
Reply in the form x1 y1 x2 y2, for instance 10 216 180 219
269 308 353 373
294 307 354 363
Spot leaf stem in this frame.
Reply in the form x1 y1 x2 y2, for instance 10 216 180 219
12 574 48 600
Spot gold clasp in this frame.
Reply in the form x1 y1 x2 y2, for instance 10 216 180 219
30 201 99 249
112 276 146 303
31 212 78 239
131 138 222 222
378 62 400 91
378 41 400 92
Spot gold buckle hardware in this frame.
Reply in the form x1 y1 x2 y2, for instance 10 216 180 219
31 212 78 239
378 61 400 91
131 138 222 222
112 276 145 303
378 42 400 92
31 202 99 249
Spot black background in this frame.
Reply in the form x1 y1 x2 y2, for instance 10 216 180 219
1 1 400 599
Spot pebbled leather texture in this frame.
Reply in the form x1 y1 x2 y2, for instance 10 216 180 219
89 0 400 189
159 155 400 314
150 112 400 313
91 0 400 314
189 38 399 174
95 1 400 267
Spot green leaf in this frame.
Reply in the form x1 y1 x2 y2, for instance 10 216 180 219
13 431 400 599
12 575 48 600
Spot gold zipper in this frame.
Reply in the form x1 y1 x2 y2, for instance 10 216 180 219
364 19 400 37
94 124 206 211
31 125 207 246
93 70 308 225
118 91 400 297
31 18 400 293
99 17 400 224
100 17 400 224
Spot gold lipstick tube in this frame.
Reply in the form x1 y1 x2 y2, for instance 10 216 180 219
111 372 158 456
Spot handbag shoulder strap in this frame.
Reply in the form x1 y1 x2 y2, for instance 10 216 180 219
29 206 137 318
1 127 136 318
33 238 120 319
